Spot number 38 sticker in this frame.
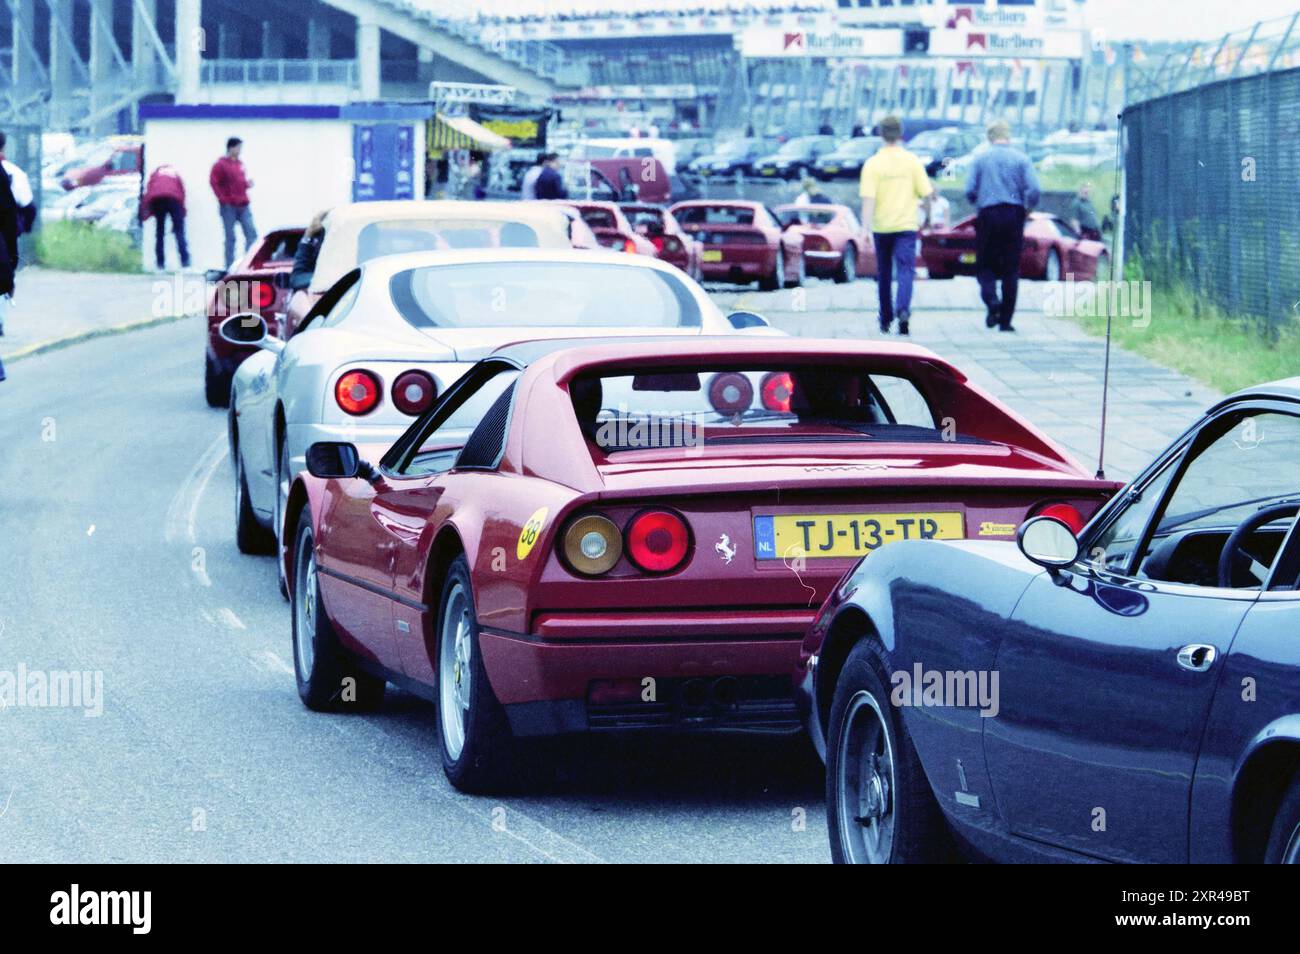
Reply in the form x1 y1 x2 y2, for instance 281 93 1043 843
517 507 549 560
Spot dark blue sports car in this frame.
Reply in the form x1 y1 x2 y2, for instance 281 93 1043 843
801 378 1300 864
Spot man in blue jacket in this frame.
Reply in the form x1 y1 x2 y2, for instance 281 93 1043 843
965 121 1040 332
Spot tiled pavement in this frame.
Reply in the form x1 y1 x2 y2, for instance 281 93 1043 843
712 277 1223 483
0 268 163 360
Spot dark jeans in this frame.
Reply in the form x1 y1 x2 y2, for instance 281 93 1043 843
975 203 1026 328
872 230 918 324
150 197 190 270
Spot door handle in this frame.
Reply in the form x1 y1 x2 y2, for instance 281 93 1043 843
1176 644 1217 672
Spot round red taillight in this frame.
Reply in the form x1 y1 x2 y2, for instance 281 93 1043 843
1036 502 1086 535
625 510 691 574
254 282 275 310
391 370 437 416
336 370 381 416
760 371 795 413
650 235 666 252
623 237 639 254
708 372 754 415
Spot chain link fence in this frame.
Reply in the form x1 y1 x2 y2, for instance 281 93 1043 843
1124 24 1300 335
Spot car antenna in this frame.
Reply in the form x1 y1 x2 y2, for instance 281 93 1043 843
1096 110 1125 481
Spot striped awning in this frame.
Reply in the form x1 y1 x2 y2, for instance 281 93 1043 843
429 113 512 152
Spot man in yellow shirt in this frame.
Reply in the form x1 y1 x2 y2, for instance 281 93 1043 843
860 116 932 335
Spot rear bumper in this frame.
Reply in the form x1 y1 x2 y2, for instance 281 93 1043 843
700 256 771 282
479 609 814 737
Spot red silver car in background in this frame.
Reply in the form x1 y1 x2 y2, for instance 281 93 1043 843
59 139 143 190
284 337 1116 793
558 201 657 256
775 203 877 283
669 200 805 290
621 203 703 280
923 212 1112 281
204 227 303 407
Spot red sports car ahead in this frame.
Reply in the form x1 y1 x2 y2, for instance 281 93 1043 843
285 337 1116 792
620 203 703 280
923 211 1111 281
774 203 878 283
204 227 303 407
669 200 805 290
557 201 658 256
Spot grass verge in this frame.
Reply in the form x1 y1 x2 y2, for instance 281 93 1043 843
33 221 143 274
1071 276 1299 394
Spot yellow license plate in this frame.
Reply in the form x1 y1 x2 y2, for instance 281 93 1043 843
959 252 977 264
824 166 840 173
760 168 775 175
754 512 964 560
702 250 724 262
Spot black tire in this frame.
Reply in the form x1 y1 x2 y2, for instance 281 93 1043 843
1044 249 1062 282
784 251 805 289
1264 771 1300 863
927 269 954 280
205 355 231 408
835 243 857 284
826 639 951 864
290 514 386 713
436 555 515 793
234 437 276 555
758 252 783 292
275 438 291 601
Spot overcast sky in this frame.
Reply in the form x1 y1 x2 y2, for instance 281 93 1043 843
465 1 1300 43
1084 0 1299 42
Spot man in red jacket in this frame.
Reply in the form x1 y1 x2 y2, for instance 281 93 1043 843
141 164 191 270
209 137 257 268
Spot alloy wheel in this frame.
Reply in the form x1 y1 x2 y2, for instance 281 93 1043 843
836 690 897 864
439 580 473 761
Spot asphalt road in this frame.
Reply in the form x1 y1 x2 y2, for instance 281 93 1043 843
0 317 827 863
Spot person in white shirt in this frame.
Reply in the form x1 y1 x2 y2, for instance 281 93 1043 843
520 154 544 201
922 183 950 230
0 131 33 237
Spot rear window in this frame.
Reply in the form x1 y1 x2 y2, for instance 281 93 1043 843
674 206 755 226
777 208 837 228
357 219 540 262
579 208 617 229
390 261 702 329
569 364 960 453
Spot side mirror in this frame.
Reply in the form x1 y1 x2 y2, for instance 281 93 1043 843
218 314 283 354
1017 516 1081 572
727 310 770 330
306 442 362 479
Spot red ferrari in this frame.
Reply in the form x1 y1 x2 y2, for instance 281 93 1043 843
284 337 1116 792
924 212 1111 281
774 203 877 283
557 201 658 256
204 227 303 407
669 200 805 290
621 203 703 280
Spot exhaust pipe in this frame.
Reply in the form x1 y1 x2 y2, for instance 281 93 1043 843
711 676 740 709
681 678 709 709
